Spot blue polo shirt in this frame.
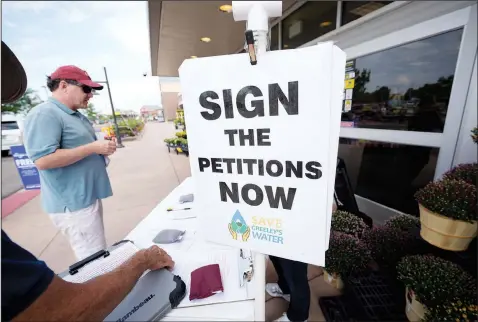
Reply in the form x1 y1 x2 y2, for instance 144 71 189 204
23 97 112 213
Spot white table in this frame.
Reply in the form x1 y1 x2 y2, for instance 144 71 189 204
126 177 264 321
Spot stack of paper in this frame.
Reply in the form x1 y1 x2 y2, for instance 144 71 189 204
63 242 140 283
178 41 345 266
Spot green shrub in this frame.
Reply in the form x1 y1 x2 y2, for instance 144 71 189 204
415 179 477 222
175 138 187 146
175 131 187 138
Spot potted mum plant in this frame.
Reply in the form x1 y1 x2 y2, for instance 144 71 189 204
443 162 477 186
362 226 424 274
324 232 372 291
424 299 478 322
397 255 476 322
164 138 177 152
331 210 369 238
384 214 420 232
424 298 478 322
415 179 477 251
471 127 478 144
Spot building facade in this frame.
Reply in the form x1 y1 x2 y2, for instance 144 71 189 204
148 1 477 223
159 80 181 121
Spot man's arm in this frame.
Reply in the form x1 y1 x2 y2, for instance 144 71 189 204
23 111 116 170
35 140 116 170
34 144 96 170
13 246 174 322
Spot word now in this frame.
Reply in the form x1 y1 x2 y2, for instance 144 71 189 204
199 81 298 120
219 182 296 210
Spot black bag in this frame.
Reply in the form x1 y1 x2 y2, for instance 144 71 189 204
334 157 373 228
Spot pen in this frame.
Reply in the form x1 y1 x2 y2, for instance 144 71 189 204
167 207 191 212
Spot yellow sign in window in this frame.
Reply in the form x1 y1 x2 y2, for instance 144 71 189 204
344 79 355 89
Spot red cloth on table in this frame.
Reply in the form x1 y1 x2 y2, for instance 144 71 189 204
189 264 223 300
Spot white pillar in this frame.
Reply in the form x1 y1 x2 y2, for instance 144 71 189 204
231 2 282 320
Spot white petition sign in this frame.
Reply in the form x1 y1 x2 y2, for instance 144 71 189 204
179 42 345 265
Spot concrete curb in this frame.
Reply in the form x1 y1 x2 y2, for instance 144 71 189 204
2 189 41 218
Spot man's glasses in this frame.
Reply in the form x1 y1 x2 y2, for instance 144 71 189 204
64 80 93 94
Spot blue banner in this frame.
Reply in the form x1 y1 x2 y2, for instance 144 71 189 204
10 145 41 190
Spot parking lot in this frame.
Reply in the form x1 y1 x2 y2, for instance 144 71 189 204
2 155 23 199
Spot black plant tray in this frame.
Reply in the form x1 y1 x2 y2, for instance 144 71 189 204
342 271 407 322
408 226 477 276
319 296 357 322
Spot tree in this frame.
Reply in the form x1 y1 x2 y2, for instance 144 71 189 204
1 88 42 115
83 103 99 120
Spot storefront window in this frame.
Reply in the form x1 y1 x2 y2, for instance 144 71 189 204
338 138 438 216
281 1 337 49
341 29 463 132
341 1 392 26
270 24 279 51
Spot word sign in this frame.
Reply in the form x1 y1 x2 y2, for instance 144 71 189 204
179 42 345 265
11 145 41 190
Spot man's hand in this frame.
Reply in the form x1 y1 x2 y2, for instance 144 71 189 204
141 245 175 271
13 245 175 322
91 139 116 156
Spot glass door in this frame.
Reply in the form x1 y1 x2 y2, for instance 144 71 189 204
335 5 477 223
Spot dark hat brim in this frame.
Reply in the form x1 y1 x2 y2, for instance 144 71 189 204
2 41 27 103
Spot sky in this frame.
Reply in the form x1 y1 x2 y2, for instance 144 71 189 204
2 1 174 114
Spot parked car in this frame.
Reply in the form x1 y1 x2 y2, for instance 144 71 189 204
1 114 24 157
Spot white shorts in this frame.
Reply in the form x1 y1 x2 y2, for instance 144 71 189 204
49 199 107 261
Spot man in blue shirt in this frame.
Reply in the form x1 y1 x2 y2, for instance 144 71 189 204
2 41 175 321
23 65 117 261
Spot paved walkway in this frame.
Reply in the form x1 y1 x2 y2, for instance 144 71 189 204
2 122 191 273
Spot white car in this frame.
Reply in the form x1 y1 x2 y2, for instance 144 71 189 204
2 114 24 157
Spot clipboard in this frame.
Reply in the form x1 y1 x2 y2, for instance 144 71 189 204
58 241 187 321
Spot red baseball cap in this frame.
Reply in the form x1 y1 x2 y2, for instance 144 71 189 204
50 65 103 90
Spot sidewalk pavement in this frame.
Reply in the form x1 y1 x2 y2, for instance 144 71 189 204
2 122 191 273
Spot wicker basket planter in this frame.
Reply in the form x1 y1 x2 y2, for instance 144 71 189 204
419 204 477 251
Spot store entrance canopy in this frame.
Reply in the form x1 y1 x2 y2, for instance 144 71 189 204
148 0 297 77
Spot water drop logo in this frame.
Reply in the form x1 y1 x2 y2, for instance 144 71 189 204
228 210 251 242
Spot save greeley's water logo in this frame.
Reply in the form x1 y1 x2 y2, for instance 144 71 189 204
228 210 283 244
228 210 251 242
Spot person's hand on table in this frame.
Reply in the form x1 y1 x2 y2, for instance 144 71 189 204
140 245 175 271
